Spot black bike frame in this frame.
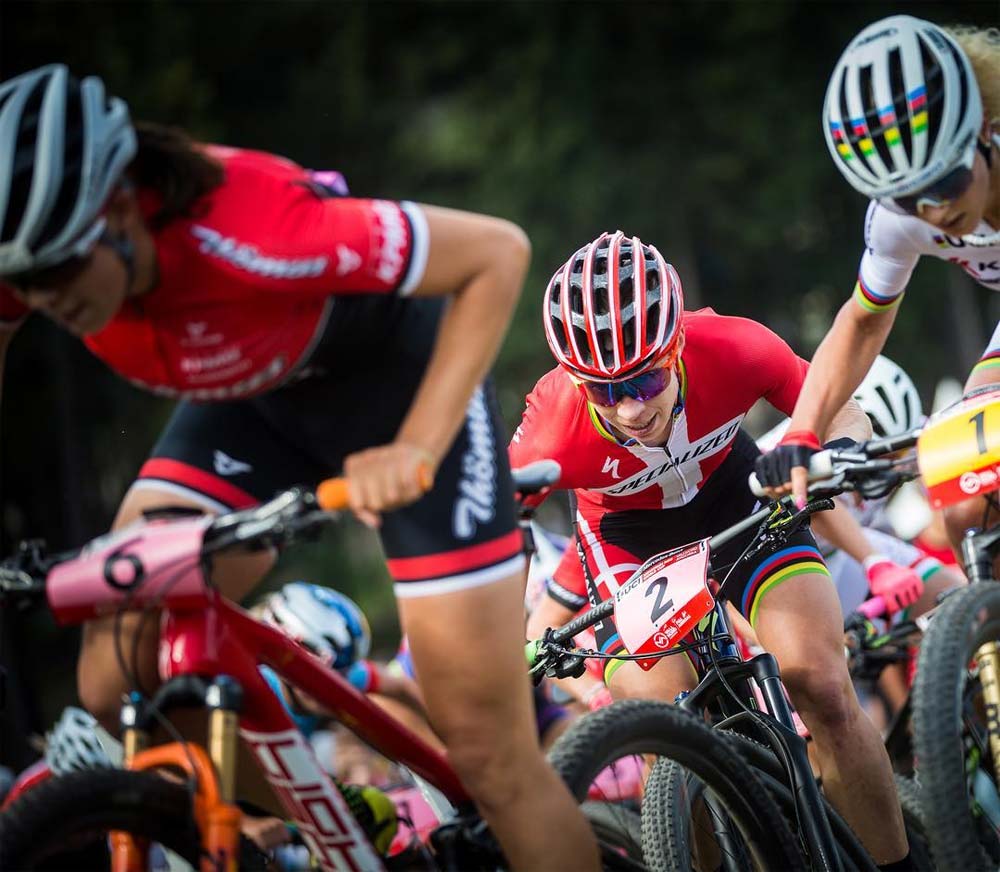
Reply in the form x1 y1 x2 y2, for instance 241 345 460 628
538 499 845 872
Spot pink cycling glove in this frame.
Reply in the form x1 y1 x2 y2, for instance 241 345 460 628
864 555 923 615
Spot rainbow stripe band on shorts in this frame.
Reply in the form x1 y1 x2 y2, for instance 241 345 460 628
853 277 903 314
742 544 830 629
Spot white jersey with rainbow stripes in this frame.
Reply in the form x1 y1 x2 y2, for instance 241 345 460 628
856 200 1000 312
854 201 1000 373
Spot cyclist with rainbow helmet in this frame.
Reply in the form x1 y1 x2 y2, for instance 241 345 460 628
0 65 598 869
510 230 913 868
757 17 1000 556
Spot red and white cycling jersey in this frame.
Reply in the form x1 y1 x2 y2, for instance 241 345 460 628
510 309 808 513
0 146 428 400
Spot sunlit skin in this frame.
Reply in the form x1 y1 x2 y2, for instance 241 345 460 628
585 367 680 446
9 188 157 337
913 137 1000 236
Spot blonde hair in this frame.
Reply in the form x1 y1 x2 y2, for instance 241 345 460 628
948 25 1000 126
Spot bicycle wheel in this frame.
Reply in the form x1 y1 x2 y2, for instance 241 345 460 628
912 581 1000 871
547 699 805 871
641 757 763 872
0 767 268 870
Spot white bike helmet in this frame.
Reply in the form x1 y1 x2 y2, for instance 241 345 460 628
823 16 981 202
854 355 923 438
45 706 111 774
260 582 371 671
0 64 136 277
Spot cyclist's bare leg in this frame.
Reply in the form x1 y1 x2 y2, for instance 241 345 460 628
753 570 908 864
399 573 600 871
77 485 273 730
606 651 698 701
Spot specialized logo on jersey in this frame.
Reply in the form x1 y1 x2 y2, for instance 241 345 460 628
602 457 622 479
213 450 253 477
191 225 329 279
600 417 742 497
453 387 497 539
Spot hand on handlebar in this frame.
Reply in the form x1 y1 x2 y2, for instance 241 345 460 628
342 441 435 528
753 430 823 508
864 556 923 616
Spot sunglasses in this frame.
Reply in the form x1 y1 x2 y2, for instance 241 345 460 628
880 144 976 217
4 217 107 292
579 366 672 407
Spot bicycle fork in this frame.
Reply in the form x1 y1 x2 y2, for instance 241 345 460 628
111 678 243 872
974 641 1000 778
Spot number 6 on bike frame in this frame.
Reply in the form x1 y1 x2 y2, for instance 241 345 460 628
43 485 469 872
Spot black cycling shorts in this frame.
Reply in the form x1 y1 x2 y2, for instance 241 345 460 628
133 296 522 597
579 431 830 682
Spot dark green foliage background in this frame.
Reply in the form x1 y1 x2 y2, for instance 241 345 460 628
0 0 995 747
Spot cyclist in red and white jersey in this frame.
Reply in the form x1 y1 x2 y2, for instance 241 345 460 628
757 17 1000 552
511 230 914 869
0 65 598 869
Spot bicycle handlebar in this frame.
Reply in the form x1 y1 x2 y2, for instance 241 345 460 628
748 429 921 499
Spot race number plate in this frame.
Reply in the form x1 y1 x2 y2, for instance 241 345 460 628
917 388 1000 509
614 539 715 671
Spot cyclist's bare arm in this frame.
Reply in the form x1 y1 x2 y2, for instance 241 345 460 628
399 206 527 460
824 396 872 444
788 300 896 443
344 207 528 526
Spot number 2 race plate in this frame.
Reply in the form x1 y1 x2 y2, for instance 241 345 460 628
918 388 1000 509
614 539 715 671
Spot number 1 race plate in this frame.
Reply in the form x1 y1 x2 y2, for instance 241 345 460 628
917 388 1000 509
614 539 715 671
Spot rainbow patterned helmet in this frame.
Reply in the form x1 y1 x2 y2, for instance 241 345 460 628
543 231 685 381
823 15 982 201
260 583 371 671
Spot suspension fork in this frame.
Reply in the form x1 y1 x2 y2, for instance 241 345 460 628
975 642 1000 776
112 678 244 872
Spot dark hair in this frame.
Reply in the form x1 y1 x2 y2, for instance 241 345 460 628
128 122 224 229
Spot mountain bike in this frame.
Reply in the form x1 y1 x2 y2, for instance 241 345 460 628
0 474 643 872
527 438 940 872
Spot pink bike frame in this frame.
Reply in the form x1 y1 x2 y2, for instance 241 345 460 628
44 515 469 871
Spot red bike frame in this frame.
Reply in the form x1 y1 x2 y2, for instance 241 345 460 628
41 508 469 872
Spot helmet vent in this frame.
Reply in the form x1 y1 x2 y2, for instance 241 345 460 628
887 48 914 161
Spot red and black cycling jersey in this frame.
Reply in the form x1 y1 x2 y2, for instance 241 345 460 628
0 146 428 400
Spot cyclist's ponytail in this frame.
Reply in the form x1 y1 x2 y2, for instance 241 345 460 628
128 122 224 229
948 26 1000 132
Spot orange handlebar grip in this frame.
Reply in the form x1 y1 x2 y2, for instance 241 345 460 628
316 477 350 511
416 462 433 492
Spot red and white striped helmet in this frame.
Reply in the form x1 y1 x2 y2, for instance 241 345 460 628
543 231 685 381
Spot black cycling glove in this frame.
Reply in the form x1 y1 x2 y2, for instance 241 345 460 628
753 430 822 489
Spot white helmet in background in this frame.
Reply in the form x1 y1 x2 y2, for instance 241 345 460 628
823 15 981 202
259 582 371 671
854 355 923 438
45 707 111 774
